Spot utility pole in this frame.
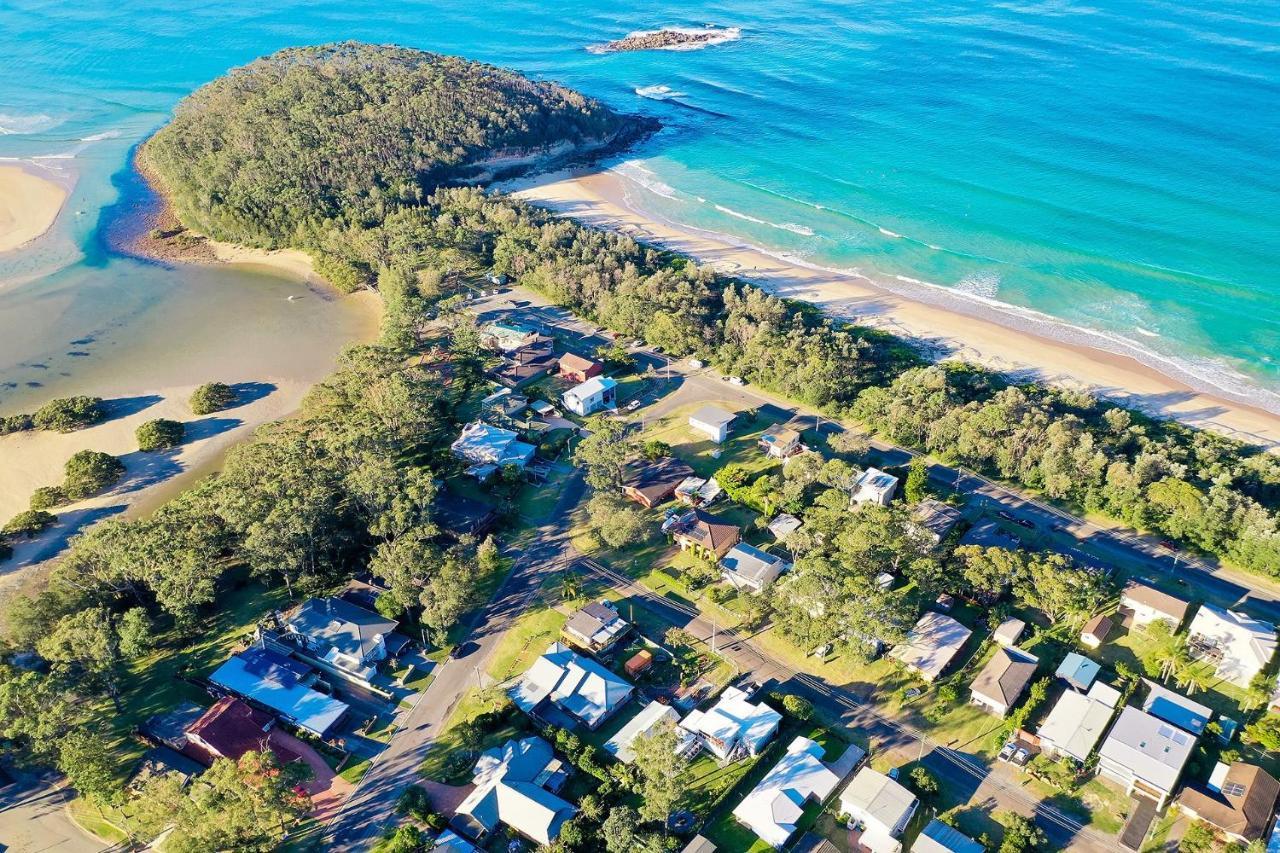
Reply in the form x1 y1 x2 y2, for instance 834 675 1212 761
711 618 718 655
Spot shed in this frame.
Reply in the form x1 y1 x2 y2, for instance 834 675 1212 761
992 617 1026 647
625 650 654 678
1056 652 1101 691
688 406 735 443
1081 614 1113 649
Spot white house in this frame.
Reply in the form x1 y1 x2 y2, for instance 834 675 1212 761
453 736 576 847
603 700 697 764
969 647 1038 718
889 612 972 682
1097 706 1196 807
720 542 791 593
561 376 617 417
679 686 781 762
758 423 802 459
852 467 899 507
451 422 537 473
1187 604 1278 689
731 736 858 849
838 767 919 853
913 819 985 853
688 405 735 443
1120 581 1191 629
1037 687 1118 763
509 642 634 730
767 513 803 541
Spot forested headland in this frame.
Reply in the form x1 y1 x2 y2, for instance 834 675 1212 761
4 39 1280 836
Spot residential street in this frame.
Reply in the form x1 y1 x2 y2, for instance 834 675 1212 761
0 770 108 853
321 471 585 851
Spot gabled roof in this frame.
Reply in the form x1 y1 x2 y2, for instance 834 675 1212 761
767 513 803 540
721 543 790 586
1099 706 1196 792
1122 581 1190 622
970 648 1038 708
565 375 617 400
623 457 696 503
604 700 687 764
915 819 985 853
456 736 576 846
558 352 600 373
208 648 348 737
288 598 398 660
563 601 628 649
689 405 736 427
509 642 633 728
992 617 1026 646
889 612 972 681
732 737 844 848
1037 690 1115 763
1178 763 1280 840
1082 613 1113 640
839 768 917 832
681 686 781 755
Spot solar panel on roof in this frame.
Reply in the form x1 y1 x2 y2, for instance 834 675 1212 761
1224 781 1246 796
1158 725 1173 738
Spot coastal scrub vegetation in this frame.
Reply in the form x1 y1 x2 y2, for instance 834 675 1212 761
135 418 185 451
189 381 235 414
0 395 105 435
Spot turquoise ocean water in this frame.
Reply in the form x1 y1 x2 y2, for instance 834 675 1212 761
2 0 1277 409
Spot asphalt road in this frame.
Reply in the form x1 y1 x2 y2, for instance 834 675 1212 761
574 557 1116 853
493 290 1280 623
0 770 109 853
322 471 585 851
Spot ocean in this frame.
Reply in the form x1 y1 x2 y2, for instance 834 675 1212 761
2 0 1277 407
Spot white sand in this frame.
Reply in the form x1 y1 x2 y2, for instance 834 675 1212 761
513 170 1280 450
0 165 67 253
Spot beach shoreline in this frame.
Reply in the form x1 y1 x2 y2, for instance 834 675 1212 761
512 169 1280 450
0 163 69 254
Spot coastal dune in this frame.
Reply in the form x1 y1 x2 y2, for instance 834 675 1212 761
515 170 1280 449
0 164 67 254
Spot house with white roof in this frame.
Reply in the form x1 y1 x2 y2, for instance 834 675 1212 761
680 686 782 762
688 406 736 443
561 376 617 417
450 421 537 477
509 642 634 730
913 819 985 853
852 467 899 507
767 513 803 541
1187 604 1278 689
1097 706 1196 807
731 736 861 849
720 542 791 593
604 700 697 764
452 736 576 847
889 612 972 682
838 767 919 853
1037 685 1119 764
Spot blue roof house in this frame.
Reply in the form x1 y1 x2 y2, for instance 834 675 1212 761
209 648 348 738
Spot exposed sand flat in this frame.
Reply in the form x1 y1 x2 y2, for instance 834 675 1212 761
208 238 320 282
513 170 1280 450
0 165 68 253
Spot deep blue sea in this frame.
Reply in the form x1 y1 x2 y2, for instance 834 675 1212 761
2 0 1277 407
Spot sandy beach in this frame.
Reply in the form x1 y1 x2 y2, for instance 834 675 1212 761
0 165 68 254
514 170 1280 450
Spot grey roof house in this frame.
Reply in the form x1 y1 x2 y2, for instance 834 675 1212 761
510 642 634 730
285 597 399 680
720 542 791 593
561 601 630 654
453 736 576 847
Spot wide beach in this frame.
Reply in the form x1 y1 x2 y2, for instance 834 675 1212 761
0 164 68 254
515 170 1280 449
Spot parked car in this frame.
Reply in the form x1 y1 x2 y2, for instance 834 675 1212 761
1012 748 1030 766
630 339 645 348
1159 539 1177 550
1014 517 1036 530
997 509 1016 521
728 376 746 386
998 742 1016 762
688 359 705 369
625 400 642 412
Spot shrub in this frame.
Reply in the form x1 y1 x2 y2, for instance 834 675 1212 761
3 509 56 537
1 413 34 435
62 450 125 500
31 396 105 432
909 765 939 797
781 694 815 721
29 486 67 510
190 382 236 415
136 418 186 451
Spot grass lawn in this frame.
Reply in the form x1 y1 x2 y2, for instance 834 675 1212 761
67 798 130 845
419 688 528 784
486 606 567 684
337 756 374 784
634 400 791 484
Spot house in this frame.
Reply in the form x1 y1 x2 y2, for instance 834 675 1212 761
453 736 576 847
604 700 697 764
208 648 348 738
561 601 630 655
433 491 499 539
767 513 803 541
1056 652 1101 691
451 422 537 475
128 747 207 790
562 376 618 416
1097 706 1196 807
482 387 528 419
913 819 985 853
622 457 696 508
889 612 973 682
481 320 539 352
851 467 899 507
431 830 479 853
838 768 919 853
1142 679 1213 736
675 475 723 507
732 736 857 849
1120 581 1191 629
183 696 295 767
992 617 1025 647
758 424 802 459
688 406 735 443
911 500 964 545
1177 762 1280 844
558 352 603 384
1187 604 1279 689
679 686 782 761
681 837 716 853
1037 688 1118 764
143 701 206 752
491 345 558 388
285 597 399 680
957 520 1020 551
1080 613 1113 649
510 642 634 730
663 508 742 559
720 542 791 593
969 647 1039 718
